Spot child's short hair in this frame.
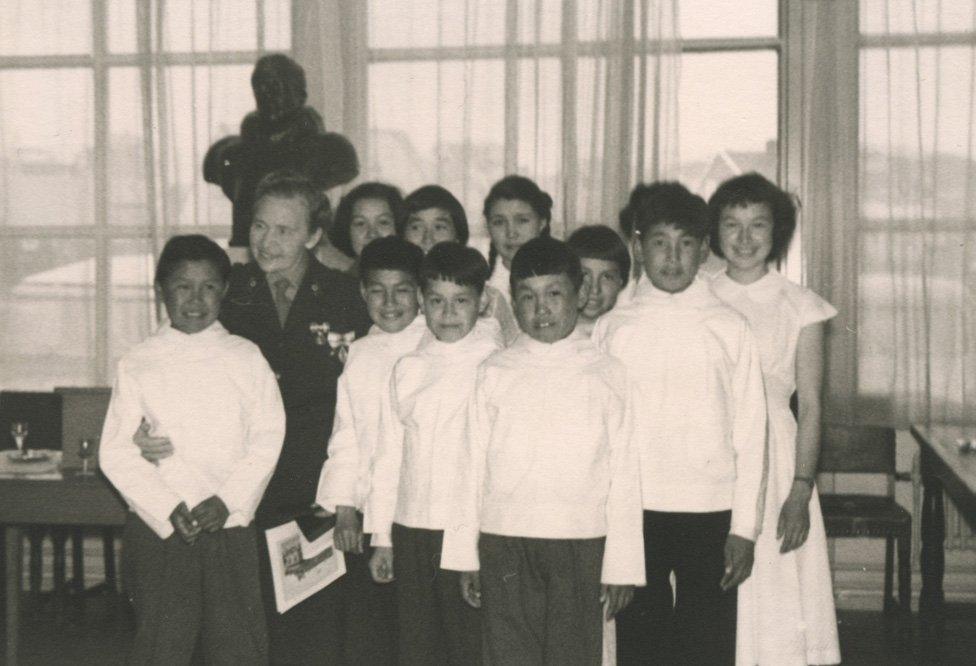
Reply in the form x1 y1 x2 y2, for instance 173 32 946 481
510 236 583 292
420 242 489 293
330 182 405 258
566 225 631 288
707 172 797 263
253 169 326 233
155 234 231 285
359 235 424 286
401 185 469 246
620 182 708 241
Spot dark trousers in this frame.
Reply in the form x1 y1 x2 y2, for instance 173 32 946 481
122 513 268 666
392 523 481 666
343 542 398 665
479 533 605 666
616 510 737 666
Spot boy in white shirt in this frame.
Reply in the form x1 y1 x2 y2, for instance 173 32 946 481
594 182 767 666
315 235 426 664
566 225 632 336
365 241 502 666
100 235 285 666
442 236 644 665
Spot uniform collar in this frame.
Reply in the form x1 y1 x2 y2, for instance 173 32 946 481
634 275 715 308
265 250 310 292
513 328 589 360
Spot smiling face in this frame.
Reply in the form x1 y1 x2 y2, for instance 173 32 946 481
487 199 548 267
421 279 484 343
155 260 228 335
513 273 586 344
250 195 321 275
717 201 774 277
350 197 397 257
635 222 709 294
579 257 624 321
404 207 458 254
361 269 421 334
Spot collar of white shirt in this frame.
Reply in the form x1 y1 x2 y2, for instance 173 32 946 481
633 275 714 308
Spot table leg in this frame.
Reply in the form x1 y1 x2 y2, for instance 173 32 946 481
919 449 946 647
5 525 21 666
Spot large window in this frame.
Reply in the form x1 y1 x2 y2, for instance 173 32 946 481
362 0 782 248
0 0 290 389
858 0 976 421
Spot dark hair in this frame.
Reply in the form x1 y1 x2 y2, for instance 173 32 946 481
566 225 631 288
253 169 325 233
419 242 490 294
620 181 709 241
155 234 231 286
482 175 553 273
400 185 469 246
510 236 584 292
330 182 405 258
358 236 424 287
251 54 307 106
707 172 797 263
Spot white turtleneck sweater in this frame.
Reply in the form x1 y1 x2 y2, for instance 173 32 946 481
592 277 767 541
364 318 503 547
316 315 428 513
100 322 286 539
440 330 645 585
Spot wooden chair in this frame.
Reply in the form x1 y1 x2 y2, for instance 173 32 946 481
0 390 66 594
56 387 117 596
818 424 913 615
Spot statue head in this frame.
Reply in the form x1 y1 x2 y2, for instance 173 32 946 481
251 54 307 126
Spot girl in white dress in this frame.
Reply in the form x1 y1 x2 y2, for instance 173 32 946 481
707 173 841 666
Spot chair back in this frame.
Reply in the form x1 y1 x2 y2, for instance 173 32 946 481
0 390 63 451
819 423 897 483
56 387 111 470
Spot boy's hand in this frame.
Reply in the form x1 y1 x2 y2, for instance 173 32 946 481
133 418 174 465
720 534 755 591
369 547 395 583
601 584 634 620
334 506 364 554
169 502 201 544
459 571 482 609
191 496 229 533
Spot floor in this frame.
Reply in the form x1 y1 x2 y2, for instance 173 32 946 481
5 593 976 665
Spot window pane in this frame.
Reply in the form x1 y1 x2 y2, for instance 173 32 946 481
107 0 138 54
154 64 253 228
0 238 97 389
518 0 562 44
263 0 292 50
0 69 95 228
577 0 614 42
677 0 777 40
517 58 562 231
367 59 505 240
576 56 608 225
860 47 976 222
109 68 149 226
108 238 156 372
0 0 91 56
861 0 976 37
672 51 778 198
368 0 506 49
155 0 258 52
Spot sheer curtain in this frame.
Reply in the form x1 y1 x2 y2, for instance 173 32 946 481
799 0 976 427
0 0 288 389
298 0 682 250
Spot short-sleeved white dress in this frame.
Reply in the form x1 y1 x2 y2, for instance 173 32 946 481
711 270 841 666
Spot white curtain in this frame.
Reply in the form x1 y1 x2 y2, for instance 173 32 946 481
297 0 681 248
0 0 287 389
800 0 976 427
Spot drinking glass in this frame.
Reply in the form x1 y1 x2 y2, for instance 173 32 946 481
10 421 29 458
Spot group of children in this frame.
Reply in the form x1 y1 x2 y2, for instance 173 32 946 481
100 168 841 665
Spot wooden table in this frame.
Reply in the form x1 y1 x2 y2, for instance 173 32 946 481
909 425 976 645
1 472 127 666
